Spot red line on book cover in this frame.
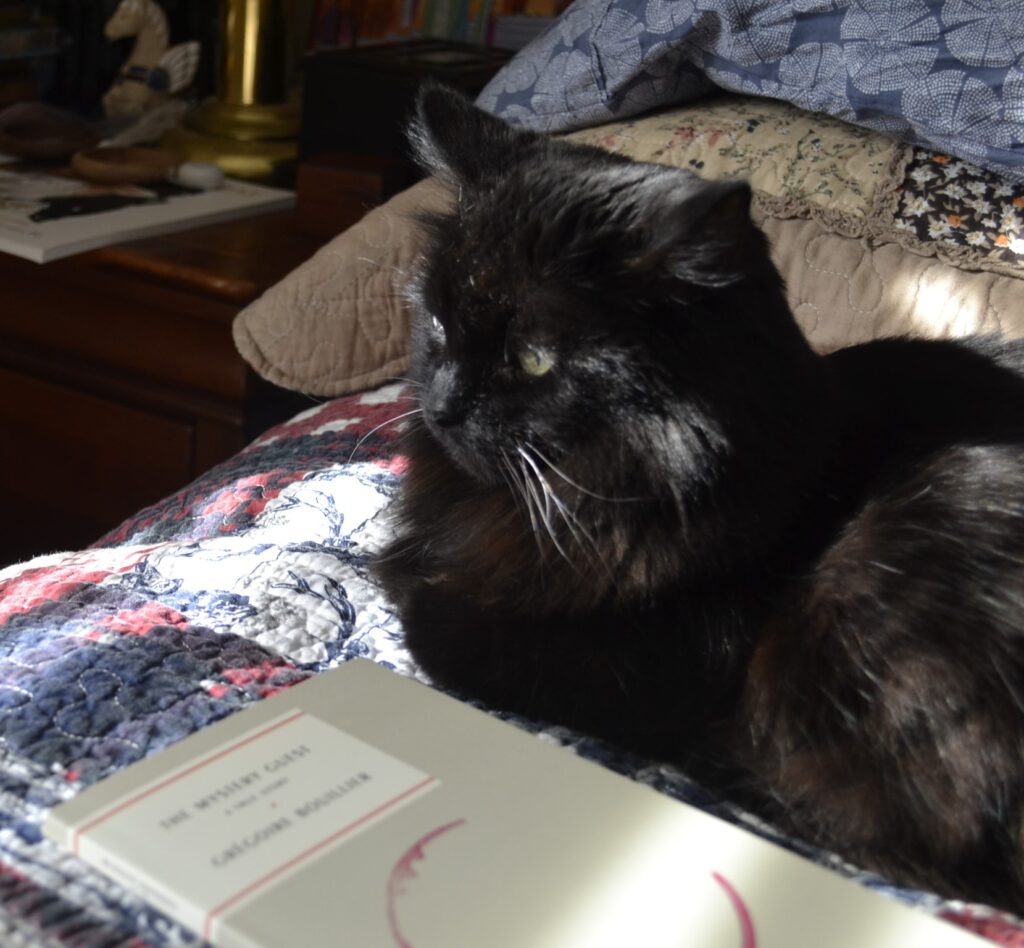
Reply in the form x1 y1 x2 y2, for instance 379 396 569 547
712 872 757 948
203 774 440 939
71 710 308 855
386 818 468 947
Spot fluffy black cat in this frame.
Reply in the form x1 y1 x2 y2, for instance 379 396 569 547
375 84 1024 913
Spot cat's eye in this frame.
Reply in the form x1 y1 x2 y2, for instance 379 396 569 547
430 314 445 336
517 345 555 377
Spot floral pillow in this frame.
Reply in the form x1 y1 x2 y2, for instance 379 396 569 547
477 0 1024 183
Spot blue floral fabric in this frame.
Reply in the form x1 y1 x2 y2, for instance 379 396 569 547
477 0 1024 182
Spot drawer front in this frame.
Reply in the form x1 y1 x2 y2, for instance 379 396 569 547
0 259 248 402
0 368 195 562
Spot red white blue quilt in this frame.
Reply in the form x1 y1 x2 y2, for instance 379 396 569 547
0 383 1022 947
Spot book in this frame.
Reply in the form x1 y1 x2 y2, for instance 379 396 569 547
423 0 452 39
0 167 294 263
45 659 987 948
466 0 493 45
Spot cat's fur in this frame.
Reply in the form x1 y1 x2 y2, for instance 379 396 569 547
375 84 1024 912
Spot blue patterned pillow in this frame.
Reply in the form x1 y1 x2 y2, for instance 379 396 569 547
476 0 1024 182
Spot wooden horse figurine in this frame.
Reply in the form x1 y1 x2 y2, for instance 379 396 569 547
102 0 200 119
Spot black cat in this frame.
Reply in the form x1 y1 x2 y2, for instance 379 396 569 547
375 84 1024 912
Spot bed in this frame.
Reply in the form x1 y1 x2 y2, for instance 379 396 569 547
3 2 1024 944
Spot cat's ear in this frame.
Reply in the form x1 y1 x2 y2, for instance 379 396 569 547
628 176 756 287
408 81 536 187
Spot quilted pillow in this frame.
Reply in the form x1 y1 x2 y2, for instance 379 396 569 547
476 0 1024 183
232 178 450 397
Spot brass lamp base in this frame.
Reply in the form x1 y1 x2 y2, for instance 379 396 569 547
162 97 299 186
186 96 300 141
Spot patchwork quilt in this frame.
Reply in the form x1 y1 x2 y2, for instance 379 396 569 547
1 384 1024 946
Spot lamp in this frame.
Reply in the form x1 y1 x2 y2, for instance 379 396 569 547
163 0 299 185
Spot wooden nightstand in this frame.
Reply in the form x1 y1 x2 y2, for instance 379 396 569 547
0 211 323 565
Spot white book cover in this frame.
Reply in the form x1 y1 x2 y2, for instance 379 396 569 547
0 166 294 263
45 660 987 948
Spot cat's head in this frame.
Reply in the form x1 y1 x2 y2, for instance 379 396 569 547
403 84 794 489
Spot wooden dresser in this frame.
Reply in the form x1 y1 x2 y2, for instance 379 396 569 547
0 211 322 565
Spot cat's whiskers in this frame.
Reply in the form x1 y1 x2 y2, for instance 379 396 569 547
511 447 574 564
519 455 570 563
526 443 647 503
358 257 410 282
347 408 423 463
517 445 604 569
499 450 547 560
386 376 424 389
519 448 554 525
519 446 598 544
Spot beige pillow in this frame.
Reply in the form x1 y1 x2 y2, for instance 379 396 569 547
762 217 1024 351
565 94 907 237
233 178 450 397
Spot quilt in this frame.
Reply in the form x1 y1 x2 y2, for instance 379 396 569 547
1 385 1024 946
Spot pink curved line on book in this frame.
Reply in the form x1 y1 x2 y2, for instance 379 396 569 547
387 818 468 948
712 871 757 948
385 827 756 948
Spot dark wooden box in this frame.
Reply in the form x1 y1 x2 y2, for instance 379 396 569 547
300 39 512 162
296 150 413 239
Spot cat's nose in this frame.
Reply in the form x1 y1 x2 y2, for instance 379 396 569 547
427 368 471 428
430 400 465 428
